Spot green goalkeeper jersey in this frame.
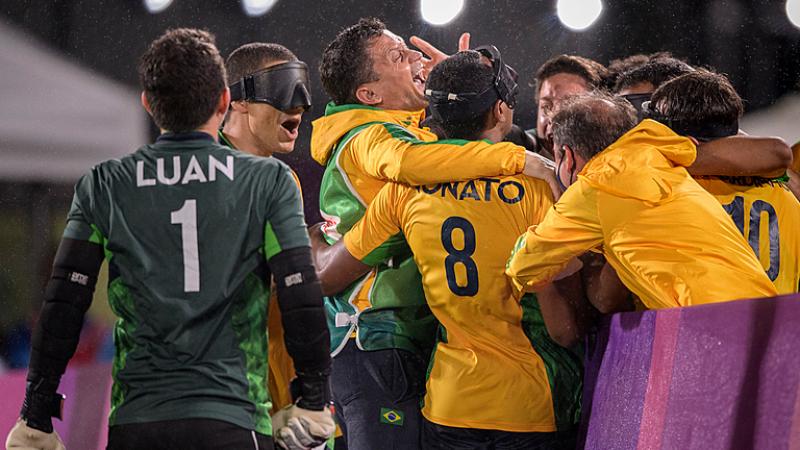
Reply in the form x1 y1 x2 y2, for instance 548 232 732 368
62 132 308 435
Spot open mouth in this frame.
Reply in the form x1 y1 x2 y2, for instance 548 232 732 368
412 70 426 92
280 118 300 135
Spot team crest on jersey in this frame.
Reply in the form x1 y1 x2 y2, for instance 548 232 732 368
380 408 404 426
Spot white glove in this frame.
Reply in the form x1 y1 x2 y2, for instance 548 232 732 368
6 419 65 450
272 404 334 450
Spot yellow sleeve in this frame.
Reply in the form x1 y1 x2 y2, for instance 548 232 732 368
526 178 556 224
349 122 526 186
343 183 408 264
507 178 604 292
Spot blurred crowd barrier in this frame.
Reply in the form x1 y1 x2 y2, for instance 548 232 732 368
0 362 111 449
580 294 800 449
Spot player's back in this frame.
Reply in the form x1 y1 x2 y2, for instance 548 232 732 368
69 133 302 433
395 175 580 432
697 177 800 294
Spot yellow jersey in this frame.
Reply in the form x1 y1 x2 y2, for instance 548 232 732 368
344 175 582 432
506 120 778 309
697 178 800 294
312 103 526 326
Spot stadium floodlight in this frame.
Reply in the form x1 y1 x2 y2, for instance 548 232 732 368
788 0 800 28
420 0 465 26
242 0 277 17
143 0 172 14
557 0 603 31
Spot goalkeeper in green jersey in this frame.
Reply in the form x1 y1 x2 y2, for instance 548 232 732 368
6 28 333 450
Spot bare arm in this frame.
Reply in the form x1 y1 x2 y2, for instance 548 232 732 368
689 135 791 178
308 223 371 296
535 272 597 348
579 252 633 314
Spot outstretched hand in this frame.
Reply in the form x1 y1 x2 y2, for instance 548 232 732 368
409 32 471 76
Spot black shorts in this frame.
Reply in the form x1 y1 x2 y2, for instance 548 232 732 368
422 418 577 450
107 418 274 450
331 339 427 450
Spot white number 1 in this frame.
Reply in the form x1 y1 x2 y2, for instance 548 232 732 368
171 199 200 292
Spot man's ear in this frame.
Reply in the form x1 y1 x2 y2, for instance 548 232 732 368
485 100 504 129
140 92 152 116
216 87 231 116
563 144 575 168
229 99 249 114
495 100 512 126
355 84 382 106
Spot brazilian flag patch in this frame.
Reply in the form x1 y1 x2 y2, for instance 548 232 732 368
380 408 404 426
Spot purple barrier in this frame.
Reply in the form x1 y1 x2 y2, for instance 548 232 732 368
0 363 112 450
581 294 800 450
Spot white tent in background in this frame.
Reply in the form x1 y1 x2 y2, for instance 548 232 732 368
0 21 146 183
741 92 800 146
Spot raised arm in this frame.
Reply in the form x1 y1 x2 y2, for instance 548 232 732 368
689 135 792 178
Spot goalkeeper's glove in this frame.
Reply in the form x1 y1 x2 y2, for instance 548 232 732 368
6 419 65 450
272 404 334 450
273 372 334 450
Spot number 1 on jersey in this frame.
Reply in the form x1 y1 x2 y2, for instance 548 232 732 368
171 199 200 292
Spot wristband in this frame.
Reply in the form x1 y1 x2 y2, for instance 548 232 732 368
21 387 64 433
291 372 331 411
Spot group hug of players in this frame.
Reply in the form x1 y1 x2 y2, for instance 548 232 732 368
6 15 800 450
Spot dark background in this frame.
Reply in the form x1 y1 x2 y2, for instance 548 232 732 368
4 0 800 223
0 0 799 337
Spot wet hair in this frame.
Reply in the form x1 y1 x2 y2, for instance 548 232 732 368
651 70 758 185
319 17 385 105
426 51 495 141
607 52 672 88
534 55 610 98
138 28 226 132
651 70 742 134
551 92 638 160
614 56 694 93
225 43 297 86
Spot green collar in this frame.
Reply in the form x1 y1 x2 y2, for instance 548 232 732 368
217 130 236 149
323 101 382 116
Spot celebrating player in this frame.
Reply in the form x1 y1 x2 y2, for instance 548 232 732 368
313 48 589 449
651 70 800 293
5 28 333 450
220 42 311 414
506 93 778 309
313 18 557 449
531 55 610 158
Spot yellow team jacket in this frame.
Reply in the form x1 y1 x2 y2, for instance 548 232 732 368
343 176 583 432
311 103 526 314
506 120 778 309
696 178 800 294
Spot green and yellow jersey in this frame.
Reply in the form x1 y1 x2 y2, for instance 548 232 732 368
696 177 800 294
311 102 527 358
63 132 308 435
343 175 582 432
